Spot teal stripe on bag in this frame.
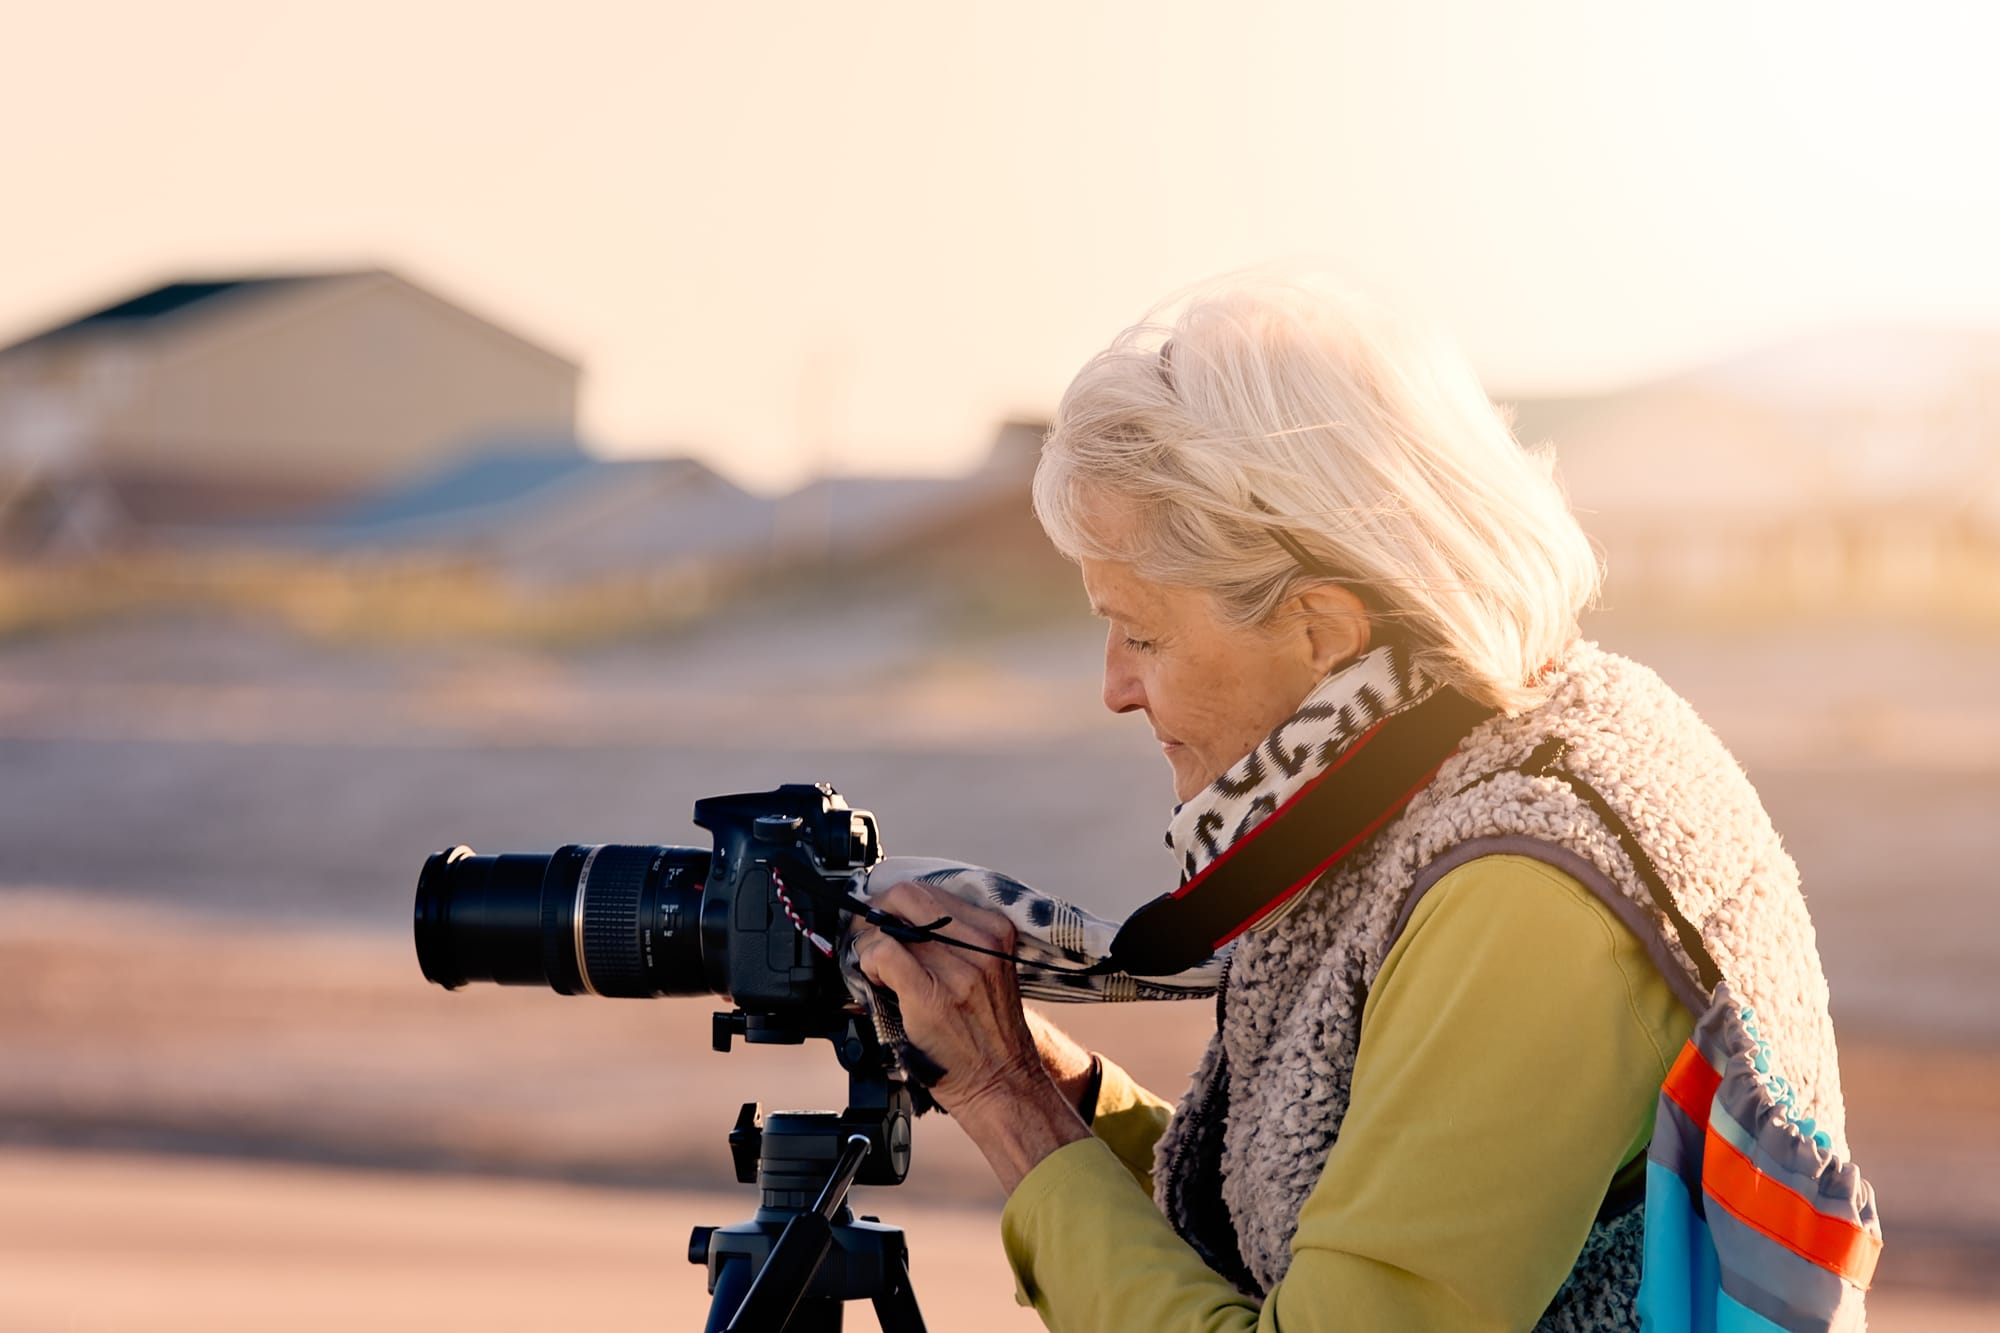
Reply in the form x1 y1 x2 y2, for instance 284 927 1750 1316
1637 1161 1711 1333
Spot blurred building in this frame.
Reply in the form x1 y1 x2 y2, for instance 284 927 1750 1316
771 417 1049 569
238 417 1055 602
295 444 775 590
0 270 578 545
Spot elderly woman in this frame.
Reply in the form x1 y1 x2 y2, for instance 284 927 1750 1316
851 280 1849 1331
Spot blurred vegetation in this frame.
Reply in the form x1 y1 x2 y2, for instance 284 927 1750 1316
0 551 739 647
5 533 1997 650
0 543 1093 650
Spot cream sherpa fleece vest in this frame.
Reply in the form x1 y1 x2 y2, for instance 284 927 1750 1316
1154 642 1848 1331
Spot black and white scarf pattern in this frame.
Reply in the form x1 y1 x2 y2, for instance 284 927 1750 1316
837 642 1439 1032
1162 640 1438 916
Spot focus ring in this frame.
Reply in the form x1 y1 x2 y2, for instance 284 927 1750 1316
579 845 651 997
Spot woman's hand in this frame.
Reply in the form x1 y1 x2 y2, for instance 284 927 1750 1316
849 879 1044 1116
850 879 1091 1192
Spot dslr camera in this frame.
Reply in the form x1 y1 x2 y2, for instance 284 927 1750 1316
413 781 914 1189
414 781 878 1011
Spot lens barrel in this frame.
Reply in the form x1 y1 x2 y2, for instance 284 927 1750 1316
414 843 711 997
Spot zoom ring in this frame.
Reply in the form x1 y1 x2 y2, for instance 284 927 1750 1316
579 846 651 997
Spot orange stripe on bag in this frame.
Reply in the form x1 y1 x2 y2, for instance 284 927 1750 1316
1701 1123 1882 1289
1662 1040 1722 1125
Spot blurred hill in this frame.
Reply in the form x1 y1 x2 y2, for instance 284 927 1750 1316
1508 324 2000 619
8 309 1997 640
0 264 1989 636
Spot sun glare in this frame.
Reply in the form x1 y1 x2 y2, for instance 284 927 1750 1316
1741 2 2000 208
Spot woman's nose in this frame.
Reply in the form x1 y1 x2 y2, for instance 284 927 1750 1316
1102 639 1145 715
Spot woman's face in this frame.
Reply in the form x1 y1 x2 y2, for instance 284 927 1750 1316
1082 554 1329 803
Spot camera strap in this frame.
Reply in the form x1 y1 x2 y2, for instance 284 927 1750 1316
817 647 1493 989
1101 685 1496 978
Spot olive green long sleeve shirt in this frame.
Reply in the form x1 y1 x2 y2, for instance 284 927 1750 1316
1001 854 1694 1331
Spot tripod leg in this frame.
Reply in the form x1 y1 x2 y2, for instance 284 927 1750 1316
705 1258 753 1333
782 1299 844 1332
870 1249 927 1333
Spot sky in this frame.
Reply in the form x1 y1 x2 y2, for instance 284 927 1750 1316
3 0 1997 490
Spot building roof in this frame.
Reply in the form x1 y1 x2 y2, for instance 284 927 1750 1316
280 445 778 578
325 445 600 531
0 269 580 373
0 274 358 356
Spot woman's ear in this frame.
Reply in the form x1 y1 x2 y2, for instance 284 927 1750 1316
1291 583 1371 675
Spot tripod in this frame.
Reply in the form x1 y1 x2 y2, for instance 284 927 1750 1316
690 1011 929 1332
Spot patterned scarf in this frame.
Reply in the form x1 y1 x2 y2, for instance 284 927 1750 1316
838 642 1442 1033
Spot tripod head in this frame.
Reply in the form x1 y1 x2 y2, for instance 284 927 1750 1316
710 1005 914 1190
696 1009 926 1331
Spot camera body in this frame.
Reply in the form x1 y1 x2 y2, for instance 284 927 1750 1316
692 784 882 1011
413 782 881 1014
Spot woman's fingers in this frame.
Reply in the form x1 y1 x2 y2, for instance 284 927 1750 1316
851 910 994 1005
867 879 1018 954
857 882 1013 1001
850 921 925 994
849 878 1047 1114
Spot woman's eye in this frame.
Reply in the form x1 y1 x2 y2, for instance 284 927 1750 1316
1123 637 1156 653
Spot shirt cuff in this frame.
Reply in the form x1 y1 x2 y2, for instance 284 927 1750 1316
1089 1054 1175 1193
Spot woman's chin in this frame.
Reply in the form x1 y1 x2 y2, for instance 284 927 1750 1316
1165 749 1209 803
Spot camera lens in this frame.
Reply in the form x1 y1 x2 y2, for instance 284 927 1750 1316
414 843 711 997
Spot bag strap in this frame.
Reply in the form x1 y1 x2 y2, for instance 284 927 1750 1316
1544 746 1719 1222
1439 737 1725 1222
1510 738 1724 994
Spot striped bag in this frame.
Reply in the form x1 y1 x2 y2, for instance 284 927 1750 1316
1638 982 1884 1331
1525 757 1886 1330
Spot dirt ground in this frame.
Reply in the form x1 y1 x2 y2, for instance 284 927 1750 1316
2 894 1995 1304
0 1148 1988 1332
0 1148 1034 1332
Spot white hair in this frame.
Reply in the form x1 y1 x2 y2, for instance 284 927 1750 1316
1032 276 1601 713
